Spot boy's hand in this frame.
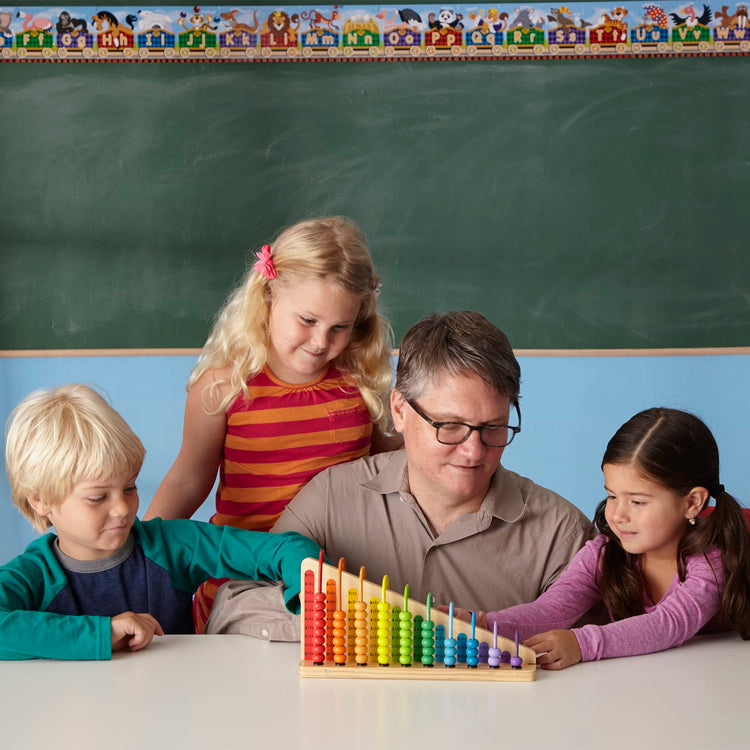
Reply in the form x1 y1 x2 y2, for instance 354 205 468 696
524 629 582 670
110 612 164 653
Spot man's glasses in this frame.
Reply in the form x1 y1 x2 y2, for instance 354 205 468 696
406 399 521 448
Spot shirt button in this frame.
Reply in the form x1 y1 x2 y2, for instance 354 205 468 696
261 628 269 639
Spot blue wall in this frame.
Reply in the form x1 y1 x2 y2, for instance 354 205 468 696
2 353 749 564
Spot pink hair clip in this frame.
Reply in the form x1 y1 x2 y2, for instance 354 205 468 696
252 245 276 280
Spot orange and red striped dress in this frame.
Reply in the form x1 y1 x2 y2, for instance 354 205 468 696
193 363 373 631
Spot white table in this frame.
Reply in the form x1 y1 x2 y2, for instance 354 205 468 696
2 632 747 750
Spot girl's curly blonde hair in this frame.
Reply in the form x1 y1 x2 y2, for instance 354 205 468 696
189 216 393 426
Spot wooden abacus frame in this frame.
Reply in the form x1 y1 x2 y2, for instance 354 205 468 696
299 557 536 681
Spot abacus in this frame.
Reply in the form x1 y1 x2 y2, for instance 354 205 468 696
299 553 536 681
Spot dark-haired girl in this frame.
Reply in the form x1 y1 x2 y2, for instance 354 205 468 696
455 407 750 669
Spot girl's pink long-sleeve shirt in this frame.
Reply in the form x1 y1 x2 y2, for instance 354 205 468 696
487 535 725 661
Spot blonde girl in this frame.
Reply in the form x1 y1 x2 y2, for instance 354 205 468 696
145 217 399 629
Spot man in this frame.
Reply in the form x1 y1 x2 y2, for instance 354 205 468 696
208 311 592 637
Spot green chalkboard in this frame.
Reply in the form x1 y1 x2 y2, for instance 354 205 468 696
1 55 749 350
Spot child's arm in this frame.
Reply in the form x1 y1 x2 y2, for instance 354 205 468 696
489 544 724 668
0 608 163 661
442 540 603 667
144 369 231 521
136 519 321 612
0 546 112 660
569 548 724 663
476 538 603 662
0 608 112 661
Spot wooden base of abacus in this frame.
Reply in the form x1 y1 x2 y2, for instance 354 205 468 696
298 558 536 682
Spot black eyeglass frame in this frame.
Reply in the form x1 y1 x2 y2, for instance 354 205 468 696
405 398 522 448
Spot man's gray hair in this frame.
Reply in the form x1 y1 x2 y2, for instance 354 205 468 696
395 311 521 402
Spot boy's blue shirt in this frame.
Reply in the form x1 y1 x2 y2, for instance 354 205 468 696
0 517 319 661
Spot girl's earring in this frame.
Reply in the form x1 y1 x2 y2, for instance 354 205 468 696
688 516 696 526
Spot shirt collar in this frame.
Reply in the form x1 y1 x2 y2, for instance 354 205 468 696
53 531 136 573
484 466 527 523
360 450 409 495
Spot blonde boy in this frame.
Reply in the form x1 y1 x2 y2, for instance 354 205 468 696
1 384 319 660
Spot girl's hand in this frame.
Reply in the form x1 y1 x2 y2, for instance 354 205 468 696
110 612 164 652
524 629 581 670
